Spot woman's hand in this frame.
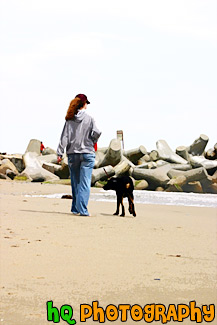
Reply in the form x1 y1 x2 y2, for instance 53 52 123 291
57 156 62 164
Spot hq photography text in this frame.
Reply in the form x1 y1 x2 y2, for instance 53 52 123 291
46 300 215 324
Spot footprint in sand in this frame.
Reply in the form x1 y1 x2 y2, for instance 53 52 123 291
168 254 182 258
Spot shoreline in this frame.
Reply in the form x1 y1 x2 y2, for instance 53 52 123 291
0 180 217 324
2 179 217 208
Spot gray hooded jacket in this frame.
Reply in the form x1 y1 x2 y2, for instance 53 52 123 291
57 110 101 157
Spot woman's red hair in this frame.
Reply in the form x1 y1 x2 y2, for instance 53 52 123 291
65 97 83 121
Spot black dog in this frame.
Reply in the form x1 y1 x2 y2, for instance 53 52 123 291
103 176 136 217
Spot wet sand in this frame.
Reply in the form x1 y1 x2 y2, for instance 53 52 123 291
0 180 216 324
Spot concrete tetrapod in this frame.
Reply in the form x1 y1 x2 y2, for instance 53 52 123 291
132 164 172 189
169 163 192 171
176 146 190 162
136 162 153 169
91 165 115 185
167 167 209 183
137 161 192 171
56 155 70 179
138 154 151 165
168 167 217 193
25 139 41 155
134 179 149 190
0 159 18 176
94 151 105 168
97 147 108 154
205 147 217 160
156 140 188 164
187 134 209 156
0 154 25 173
114 156 135 177
98 139 122 167
149 150 159 161
37 154 58 165
42 162 62 175
182 182 203 193
21 152 59 182
37 154 70 179
189 154 217 170
123 145 147 164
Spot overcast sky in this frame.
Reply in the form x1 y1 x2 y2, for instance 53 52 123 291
1 0 217 154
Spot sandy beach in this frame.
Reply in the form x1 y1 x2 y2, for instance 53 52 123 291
0 179 216 324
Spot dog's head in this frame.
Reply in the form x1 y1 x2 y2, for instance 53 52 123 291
103 177 118 191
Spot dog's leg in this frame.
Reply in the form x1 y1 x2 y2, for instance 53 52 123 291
113 195 121 215
129 193 136 217
120 196 125 216
128 197 133 214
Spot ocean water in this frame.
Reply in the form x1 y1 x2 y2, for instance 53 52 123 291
25 190 217 208
90 190 217 208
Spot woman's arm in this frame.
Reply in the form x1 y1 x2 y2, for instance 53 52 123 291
91 118 102 143
57 122 68 158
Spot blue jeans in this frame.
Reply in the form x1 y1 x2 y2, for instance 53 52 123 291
67 153 95 216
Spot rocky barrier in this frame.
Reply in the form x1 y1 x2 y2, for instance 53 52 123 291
0 135 216 194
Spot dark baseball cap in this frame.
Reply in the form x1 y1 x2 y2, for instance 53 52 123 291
75 94 90 104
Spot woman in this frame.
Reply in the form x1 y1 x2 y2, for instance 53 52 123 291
57 94 101 216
